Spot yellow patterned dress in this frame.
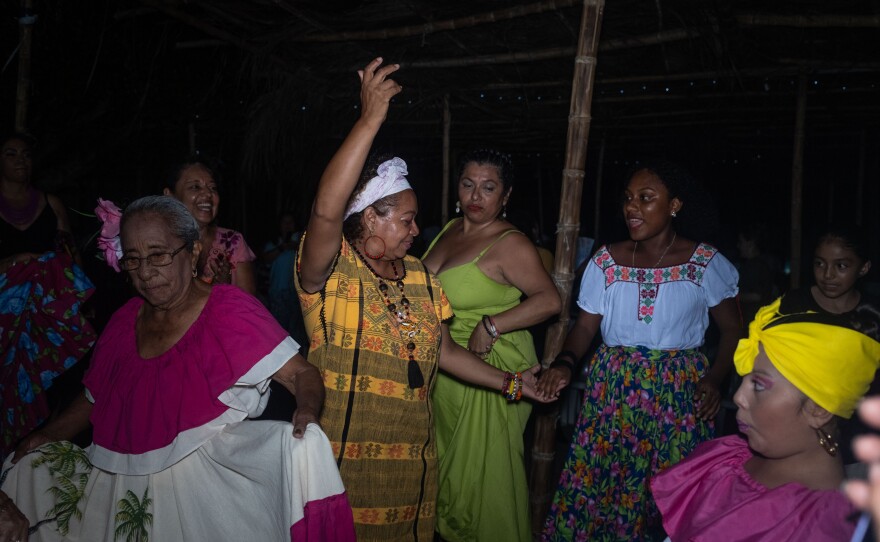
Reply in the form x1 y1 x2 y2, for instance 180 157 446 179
295 236 453 542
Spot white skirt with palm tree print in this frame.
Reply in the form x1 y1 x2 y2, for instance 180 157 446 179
1 421 355 541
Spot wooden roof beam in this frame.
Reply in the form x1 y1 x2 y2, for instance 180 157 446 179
736 14 880 28
404 27 705 68
293 0 580 42
138 0 295 72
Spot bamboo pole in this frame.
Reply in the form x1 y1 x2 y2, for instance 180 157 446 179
442 94 451 226
15 0 35 133
789 74 808 290
529 0 604 533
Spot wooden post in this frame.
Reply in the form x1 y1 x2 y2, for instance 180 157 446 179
529 0 604 533
15 0 36 132
789 74 807 290
442 94 451 225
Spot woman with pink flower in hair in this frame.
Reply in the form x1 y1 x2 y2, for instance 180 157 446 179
163 155 257 295
0 132 97 459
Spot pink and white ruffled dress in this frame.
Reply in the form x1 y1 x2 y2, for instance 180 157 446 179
1 285 354 541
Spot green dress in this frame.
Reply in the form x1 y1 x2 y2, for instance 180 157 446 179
424 222 536 542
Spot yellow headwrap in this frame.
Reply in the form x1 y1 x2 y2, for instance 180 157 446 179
733 297 880 418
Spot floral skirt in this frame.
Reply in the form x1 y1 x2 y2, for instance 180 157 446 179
541 344 714 542
0 253 96 459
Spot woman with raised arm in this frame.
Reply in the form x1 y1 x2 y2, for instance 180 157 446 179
295 58 549 542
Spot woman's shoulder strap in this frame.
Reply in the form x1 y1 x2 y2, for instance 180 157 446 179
475 228 524 261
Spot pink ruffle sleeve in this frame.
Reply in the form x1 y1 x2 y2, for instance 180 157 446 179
652 435 857 542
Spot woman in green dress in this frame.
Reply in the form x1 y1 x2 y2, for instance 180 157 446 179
422 149 561 541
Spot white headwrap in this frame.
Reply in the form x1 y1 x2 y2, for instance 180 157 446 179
343 157 412 219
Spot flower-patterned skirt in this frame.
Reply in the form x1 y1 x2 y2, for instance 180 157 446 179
0 253 96 459
542 344 713 542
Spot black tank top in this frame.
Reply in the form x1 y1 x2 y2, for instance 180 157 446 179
0 194 59 258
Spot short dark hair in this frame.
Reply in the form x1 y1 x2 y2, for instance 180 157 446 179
816 223 872 264
623 161 719 241
456 149 515 194
163 154 222 193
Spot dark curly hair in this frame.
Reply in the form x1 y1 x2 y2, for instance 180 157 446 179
622 161 719 242
342 153 407 242
456 149 515 195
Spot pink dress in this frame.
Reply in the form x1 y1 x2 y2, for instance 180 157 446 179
1 285 355 541
652 435 857 542
202 226 256 283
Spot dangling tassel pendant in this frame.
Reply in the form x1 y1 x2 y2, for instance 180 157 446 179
407 358 424 388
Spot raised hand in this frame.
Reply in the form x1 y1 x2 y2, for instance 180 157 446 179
357 57 402 128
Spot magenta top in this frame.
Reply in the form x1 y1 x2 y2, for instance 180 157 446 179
652 435 857 542
83 284 299 475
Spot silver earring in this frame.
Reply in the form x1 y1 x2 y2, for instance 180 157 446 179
502 206 507 219
455 201 461 214
192 267 198 278
671 211 677 217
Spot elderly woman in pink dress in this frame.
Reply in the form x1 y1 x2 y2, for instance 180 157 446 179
0 195 354 542
652 299 880 541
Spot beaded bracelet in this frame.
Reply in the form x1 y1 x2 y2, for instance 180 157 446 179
500 371 523 401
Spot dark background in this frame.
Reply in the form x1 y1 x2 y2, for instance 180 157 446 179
2 0 879 289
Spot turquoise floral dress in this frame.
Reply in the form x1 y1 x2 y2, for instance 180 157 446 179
542 243 738 541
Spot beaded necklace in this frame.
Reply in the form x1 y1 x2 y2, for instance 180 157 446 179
351 243 424 388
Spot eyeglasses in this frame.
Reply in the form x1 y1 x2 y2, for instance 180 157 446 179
119 244 188 271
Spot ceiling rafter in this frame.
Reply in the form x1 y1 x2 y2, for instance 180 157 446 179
292 0 580 42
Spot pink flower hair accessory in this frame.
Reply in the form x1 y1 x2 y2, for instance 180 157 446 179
95 198 123 272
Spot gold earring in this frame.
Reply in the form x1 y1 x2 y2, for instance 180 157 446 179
816 427 838 457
